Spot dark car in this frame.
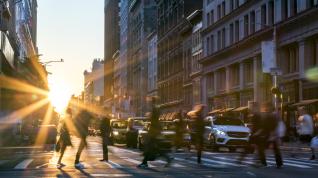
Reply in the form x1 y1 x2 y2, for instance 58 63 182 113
35 124 57 151
126 117 149 148
110 119 128 144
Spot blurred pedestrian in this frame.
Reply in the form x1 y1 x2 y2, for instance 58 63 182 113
126 118 138 148
138 96 171 168
188 104 205 164
73 109 93 169
174 111 184 151
56 108 72 168
296 107 315 160
100 116 111 162
257 102 283 168
237 102 260 164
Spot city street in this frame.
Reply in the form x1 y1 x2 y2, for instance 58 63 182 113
0 137 317 178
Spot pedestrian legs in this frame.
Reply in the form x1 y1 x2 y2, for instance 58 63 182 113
75 138 86 164
257 142 267 166
102 137 108 161
57 144 66 164
272 140 283 168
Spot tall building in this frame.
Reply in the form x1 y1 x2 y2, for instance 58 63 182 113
84 59 105 106
117 0 131 118
156 0 202 113
104 0 120 111
128 0 157 117
200 0 318 129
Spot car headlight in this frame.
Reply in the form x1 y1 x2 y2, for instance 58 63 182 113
113 131 119 136
216 130 226 136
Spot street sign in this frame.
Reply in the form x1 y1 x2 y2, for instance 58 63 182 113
261 41 276 73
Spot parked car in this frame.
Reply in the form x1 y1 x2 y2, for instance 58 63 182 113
35 124 57 151
110 119 128 144
205 116 252 152
126 117 149 148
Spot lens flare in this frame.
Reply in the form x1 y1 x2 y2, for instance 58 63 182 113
48 81 71 114
305 67 318 83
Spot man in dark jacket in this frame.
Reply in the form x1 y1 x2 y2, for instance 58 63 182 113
100 116 111 162
74 110 92 169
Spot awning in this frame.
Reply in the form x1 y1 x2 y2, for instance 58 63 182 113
208 109 223 114
166 112 177 121
159 113 167 120
233 106 248 112
291 99 318 107
220 108 235 113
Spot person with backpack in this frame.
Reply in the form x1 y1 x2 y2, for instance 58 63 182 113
56 108 72 168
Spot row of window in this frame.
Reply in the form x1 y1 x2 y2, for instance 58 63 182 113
206 59 254 95
206 0 243 27
158 78 183 104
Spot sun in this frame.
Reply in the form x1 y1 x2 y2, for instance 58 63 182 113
48 80 72 114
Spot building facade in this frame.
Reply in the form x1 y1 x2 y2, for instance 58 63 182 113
104 0 120 111
128 0 157 117
147 32 158 100
200 0 318 124
156 0 202 113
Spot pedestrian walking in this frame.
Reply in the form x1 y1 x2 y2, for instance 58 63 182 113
56 108 72 168
188 104 205 164
296 107 315 160
257 102 283 168
174 111 184 151
100 116 111 162
138 96 171 168
73 109 93 169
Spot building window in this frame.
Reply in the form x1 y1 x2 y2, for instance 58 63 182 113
207 13 210 26
282 44 299 73
207 36 210 55
210 35 214 53
244 61 253 84
268 0 274 25
244 14 249 37
229 23 234 44
230 64 240 87
207 73 214 95
210 10 214 24
250 11 255 34
261 4 267 27
217 4 221 20
217 30 221 50
222 1 226 17
234 20 239 42
308 38 318 67
290 0 298 16
281 0 288 20
235 0 239 9
217 69 226 92
230 0 234 11
222 28 226 48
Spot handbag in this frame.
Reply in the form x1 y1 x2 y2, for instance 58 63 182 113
310 136 318 149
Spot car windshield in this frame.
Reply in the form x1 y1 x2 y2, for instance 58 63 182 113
133 120 147 127
213 117 243 126
160 122 175 131
111 121 127 129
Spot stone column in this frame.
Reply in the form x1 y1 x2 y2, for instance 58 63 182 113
253 56 260 103
226 66 230 92
298 40 306 101
239 62 244 90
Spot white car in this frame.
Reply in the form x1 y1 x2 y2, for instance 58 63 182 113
206 116 252 152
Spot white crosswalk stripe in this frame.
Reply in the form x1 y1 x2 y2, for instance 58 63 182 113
14 159 33 169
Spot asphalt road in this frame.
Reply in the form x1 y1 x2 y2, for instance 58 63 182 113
0 136 317 178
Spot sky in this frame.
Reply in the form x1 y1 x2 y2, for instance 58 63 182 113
37 0 104 96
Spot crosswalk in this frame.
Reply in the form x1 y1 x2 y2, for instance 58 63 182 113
1 142 318 170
